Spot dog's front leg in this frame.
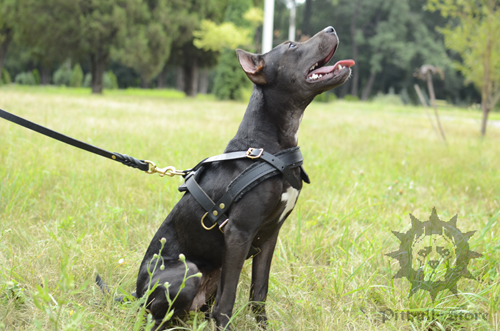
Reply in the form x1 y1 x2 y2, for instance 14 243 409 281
249 225 282 328
212 225 253 329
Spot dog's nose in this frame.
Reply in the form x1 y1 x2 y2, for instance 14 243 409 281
324 26 336 35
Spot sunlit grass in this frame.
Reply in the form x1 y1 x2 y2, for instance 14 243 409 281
0 86 499 330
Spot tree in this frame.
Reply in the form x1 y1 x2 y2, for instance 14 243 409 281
284 0 455 101
213 0 254 100
16 0 81 84
360 0 449 100
112 0 179 88
167 0 226 97
79 0 129 94
0 0 17 78
429 0 500 135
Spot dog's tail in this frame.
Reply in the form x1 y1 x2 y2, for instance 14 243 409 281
95 273 110 296
95 273 137 303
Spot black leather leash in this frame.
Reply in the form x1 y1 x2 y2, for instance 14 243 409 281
0 108 150 171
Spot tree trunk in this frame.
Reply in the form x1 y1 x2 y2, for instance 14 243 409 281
480 103 490 136
157 66 167 89
361 71 376 101
141 78 149 89
340 81 349 98
176 67 185 92
198 69 209 94
480 33 492 136
90 50 108 94
303 0 312 37
183 59 198 97
349 1 359 97
40 65 51 85
0 28 13 80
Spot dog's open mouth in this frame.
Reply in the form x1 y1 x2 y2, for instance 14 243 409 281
306 45 355 83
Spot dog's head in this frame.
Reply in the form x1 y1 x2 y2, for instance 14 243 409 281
236 26 354 98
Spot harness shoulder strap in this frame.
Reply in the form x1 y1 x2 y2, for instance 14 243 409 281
182 147 306 229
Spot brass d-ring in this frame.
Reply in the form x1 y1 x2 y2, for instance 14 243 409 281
200 212 217 230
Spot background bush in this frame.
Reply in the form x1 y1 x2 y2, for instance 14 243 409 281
70 64 84 87
1 68 11 84
83 71 118 90
53 62 72 86
14 72 36 85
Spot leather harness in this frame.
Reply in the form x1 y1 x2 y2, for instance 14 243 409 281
179 147 310 231
179 147 310 258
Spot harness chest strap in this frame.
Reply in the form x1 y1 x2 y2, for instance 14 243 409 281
179 147 309 231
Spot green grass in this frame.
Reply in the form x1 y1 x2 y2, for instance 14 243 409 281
0 85 499 330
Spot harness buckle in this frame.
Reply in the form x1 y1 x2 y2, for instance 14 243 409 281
218 219 229 233
200 212 217 230
246 148 264 159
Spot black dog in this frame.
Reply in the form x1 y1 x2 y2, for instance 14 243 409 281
134 26 354 330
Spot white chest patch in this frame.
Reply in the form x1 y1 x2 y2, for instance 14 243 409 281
294 114 304 145
279 186 300 223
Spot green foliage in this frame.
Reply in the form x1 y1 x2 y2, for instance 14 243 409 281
343 94 360 102
193 20 252 52
83 73 91 88
112 0 180 87
32 68 40 85
213 49 250 100
53 62 72 86
14 71 36 85
428 0 500 101
1 68 11 84
104 70 118 89
83 71 118 90
0 280 26 307
372 92 404 105
15 0 80 67
213 0 254 100
70 64 84 87
314 91 338 103
428 0 500 134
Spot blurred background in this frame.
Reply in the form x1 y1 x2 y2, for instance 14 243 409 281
0 0 498 125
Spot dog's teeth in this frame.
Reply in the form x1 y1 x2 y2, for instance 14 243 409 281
309 63 319 72
338 65 343 70
309 73 323 81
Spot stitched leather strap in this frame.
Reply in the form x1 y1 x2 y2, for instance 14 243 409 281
182 147 305 226
0 108 149 171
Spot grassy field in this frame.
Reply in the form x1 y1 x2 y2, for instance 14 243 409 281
0 85 499 330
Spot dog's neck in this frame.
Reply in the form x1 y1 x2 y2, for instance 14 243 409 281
226 85 314 154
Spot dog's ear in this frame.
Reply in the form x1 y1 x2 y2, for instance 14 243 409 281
236 49 266 85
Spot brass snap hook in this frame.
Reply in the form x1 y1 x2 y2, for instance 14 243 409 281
144 160 185 177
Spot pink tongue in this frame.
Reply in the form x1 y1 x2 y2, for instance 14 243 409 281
312 59 356 74
336 59 355 67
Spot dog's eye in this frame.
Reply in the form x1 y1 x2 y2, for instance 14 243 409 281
288 43 296 49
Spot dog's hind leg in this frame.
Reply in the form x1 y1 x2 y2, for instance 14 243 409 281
249 225 282 329
140 259 202 330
